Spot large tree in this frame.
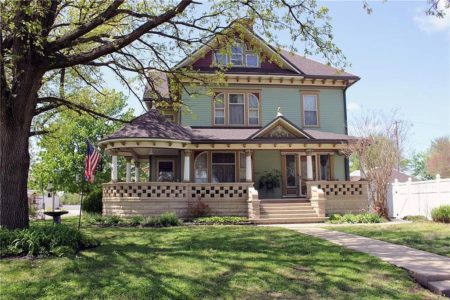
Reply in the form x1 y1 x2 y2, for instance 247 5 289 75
426 136 450 178
0 1 447 229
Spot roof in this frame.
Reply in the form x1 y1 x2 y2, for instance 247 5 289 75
143 26 359 101
102 110 356 144
142 70 169 100
102 110 192 141
279 49 357 78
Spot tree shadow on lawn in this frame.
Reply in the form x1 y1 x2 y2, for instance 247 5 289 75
1 226 435 300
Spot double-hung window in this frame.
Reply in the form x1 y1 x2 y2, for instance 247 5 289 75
246 53 259 67
212 153 235 183
228 93 245 125
302 94 319 126
214 51 227 66
248 93 260 125
214 93 225 125
231 44 243 66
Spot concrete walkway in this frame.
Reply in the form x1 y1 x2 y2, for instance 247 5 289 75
277 225 450 297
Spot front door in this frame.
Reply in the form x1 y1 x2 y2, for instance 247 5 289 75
282 154 299 196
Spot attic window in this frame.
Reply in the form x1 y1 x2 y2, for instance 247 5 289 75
213 42 260 67
231 45 243 65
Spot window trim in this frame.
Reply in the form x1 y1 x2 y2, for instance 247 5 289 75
245 52 260 68
213 50 228 66
230 44 244 66
212 41 260 68
211 90 262 127
213 93 226 126
228 93 245 125
301 91 320 127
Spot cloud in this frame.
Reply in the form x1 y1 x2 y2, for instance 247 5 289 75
413 0 450 33
347 101 361 112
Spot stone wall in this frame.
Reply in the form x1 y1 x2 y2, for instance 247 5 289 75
102 182 252 217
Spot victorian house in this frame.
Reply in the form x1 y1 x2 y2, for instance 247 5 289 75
99 25 368 223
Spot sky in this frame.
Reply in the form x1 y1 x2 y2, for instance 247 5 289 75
112 0 450 156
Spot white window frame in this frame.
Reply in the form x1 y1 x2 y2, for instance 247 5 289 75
213 93 225 125
194 152 208 183
302 94 319 127
247 93 260 126
245 53 259 67
213 51 228 66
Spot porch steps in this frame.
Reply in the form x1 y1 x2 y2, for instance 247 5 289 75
252 199 328 224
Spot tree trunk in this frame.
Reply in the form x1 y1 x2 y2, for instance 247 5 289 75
0 64 43 229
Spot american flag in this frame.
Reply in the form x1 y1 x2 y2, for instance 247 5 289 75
84 140 101 183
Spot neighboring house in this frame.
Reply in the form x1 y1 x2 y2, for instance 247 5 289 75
350 169 416 183
99 24 369 223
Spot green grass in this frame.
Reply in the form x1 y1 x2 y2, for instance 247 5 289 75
328 222 450 257
0 218 439 299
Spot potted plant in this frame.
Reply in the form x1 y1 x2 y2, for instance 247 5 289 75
258 169 281 190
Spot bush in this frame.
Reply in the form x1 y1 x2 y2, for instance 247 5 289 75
83 213 180 227
82 190 102 214
158 212 181 227
327 213 385 224
431 205 450 223
192 216 249 224
129 216 144 226
0 224 99 258
403 215 428 222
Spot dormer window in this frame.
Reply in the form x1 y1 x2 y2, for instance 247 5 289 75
231 45 244 65
213 42 259 67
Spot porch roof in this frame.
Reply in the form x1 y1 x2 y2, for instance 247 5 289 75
101 110 356 145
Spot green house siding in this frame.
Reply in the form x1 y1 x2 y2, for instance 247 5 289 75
253 150 282 199
333 155 346 181
181 84 346 134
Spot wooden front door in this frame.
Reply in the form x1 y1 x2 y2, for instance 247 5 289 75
282 154 299 196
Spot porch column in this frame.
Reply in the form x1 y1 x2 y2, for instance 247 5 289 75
134 161 141 182
245 150 252 182
125 158 132 182
306 153 313 180
111 154 118 182
183 150 191 182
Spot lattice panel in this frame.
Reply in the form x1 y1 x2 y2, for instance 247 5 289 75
103 184 187 198
190 185 247 199
317 183 364 196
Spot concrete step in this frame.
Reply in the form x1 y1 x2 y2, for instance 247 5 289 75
260 209 317 216
251 217 328 224
428 280 450 297
261 198 308 203
260 207 315 214
260 203 312 208
261 213 319 219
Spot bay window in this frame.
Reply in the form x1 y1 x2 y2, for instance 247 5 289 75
302 94 319 127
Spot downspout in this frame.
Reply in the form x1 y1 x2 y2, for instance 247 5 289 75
343 86 350 181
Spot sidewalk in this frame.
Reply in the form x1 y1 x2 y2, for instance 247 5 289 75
278 225 450 297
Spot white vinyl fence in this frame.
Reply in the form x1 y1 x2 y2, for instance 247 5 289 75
387 175 450 219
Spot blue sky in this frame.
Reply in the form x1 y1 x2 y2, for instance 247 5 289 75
115 0 449 155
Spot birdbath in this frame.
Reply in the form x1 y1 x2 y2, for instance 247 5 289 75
44 210 69 224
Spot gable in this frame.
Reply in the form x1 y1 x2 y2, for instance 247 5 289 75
250 117 312 140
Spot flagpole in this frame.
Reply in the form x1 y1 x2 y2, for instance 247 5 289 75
77 172 84 231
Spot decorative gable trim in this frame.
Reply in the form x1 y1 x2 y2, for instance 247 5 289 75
174 26 300 74
249 116 313 140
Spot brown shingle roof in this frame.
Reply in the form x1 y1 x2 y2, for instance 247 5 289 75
102 110 192 141
279 49 358 78
142 71 169 100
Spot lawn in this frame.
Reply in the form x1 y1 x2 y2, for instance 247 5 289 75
328 222 450 257
0 220 439 299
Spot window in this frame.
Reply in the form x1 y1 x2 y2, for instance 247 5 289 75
231 44 243 65
194 152 208 183
212 153 235 183
319 154 331 181
248 93 259 125
246 53 259 67
214 93 225 125
303 94 319 126
214 51 227 66
228 94 244 125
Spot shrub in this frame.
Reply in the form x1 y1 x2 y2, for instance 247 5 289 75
187 198 211 218
82 190 103 214
159 212 181 227
431 205 450 223
0 225 99 258
83 213 105 225
327 213 385 224
403 215 428 222
192 216 249 224
103 215 122 226
129 216 144 226
83 213 180 227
